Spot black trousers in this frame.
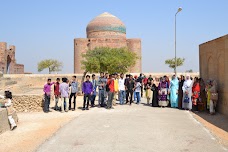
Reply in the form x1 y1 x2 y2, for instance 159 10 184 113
126 90 133 105
69 93 76 110
83 94 91 108
192 104 198 111
44 94 50 112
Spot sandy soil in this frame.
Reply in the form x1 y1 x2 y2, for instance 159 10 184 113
0 96 84 152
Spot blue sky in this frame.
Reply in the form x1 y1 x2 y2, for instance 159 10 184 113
1 0 227 73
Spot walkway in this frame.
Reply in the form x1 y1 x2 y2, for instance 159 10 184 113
36 99 226 152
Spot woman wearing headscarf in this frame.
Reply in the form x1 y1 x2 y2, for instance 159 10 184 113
178 75 185 109
158 77 169 107
208 80 218 114
206 80 212 111
199 78 206 111
182 75 193 110
192 77 200 111
151 77 159 107
145 79 153 105
170 75 179 108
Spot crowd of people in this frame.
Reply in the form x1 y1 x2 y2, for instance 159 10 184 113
43 73 219 115
0 72 219 131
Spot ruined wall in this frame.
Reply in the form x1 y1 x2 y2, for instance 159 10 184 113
0 42 24 74
127 39 142 73
0 42 7 72
0 42 7 63
199 35 228 116
13 64 24 74
74 38 89 74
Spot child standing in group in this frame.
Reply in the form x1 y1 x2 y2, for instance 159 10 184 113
43 78 55 113
0 91 17 130
82 75 93 110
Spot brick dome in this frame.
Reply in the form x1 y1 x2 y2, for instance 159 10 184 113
86 12 126 39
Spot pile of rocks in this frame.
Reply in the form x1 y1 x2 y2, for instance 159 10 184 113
13 95 44 112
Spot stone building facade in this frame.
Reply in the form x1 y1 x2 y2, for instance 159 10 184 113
199 34 228 116
74 12 142 73
0 42 24 74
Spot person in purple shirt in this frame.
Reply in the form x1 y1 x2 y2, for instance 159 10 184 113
43 78 55 113
82 75 93 110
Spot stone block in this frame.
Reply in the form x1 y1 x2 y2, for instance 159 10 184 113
0 108 18 134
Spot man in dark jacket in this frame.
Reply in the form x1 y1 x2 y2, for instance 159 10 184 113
125 75 135 105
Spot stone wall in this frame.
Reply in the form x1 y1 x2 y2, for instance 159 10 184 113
199 34 228 116
74 38 89 74
0 42 24 74
127 39 142 73
13 95 44 112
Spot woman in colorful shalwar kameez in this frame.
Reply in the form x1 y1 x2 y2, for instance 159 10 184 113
158 77 169 107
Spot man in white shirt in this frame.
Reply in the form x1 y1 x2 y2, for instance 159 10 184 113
118 73 125 105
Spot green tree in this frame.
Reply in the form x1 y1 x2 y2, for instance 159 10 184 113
38 59 63 74
80 47 139 84
165 58 185 72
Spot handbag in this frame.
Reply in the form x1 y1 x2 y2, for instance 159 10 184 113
161 88 167 95
184 95 189 103
211 93 218 101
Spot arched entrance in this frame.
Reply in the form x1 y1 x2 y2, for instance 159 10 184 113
6 55 11 74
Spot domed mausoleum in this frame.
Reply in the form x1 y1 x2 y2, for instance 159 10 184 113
74 12 141 73
86 12 126 39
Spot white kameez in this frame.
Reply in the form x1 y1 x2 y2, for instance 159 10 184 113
0 95 17 128
182 79 193 110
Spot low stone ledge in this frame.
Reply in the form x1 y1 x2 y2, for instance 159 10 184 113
0 108 18 134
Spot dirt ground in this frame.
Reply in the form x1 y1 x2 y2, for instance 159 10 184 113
0 96 84 152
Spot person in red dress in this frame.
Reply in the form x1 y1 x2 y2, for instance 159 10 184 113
192 77 200 112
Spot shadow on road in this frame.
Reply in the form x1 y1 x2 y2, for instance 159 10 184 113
193 111 228 132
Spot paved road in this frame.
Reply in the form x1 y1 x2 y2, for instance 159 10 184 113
36 99 226 152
